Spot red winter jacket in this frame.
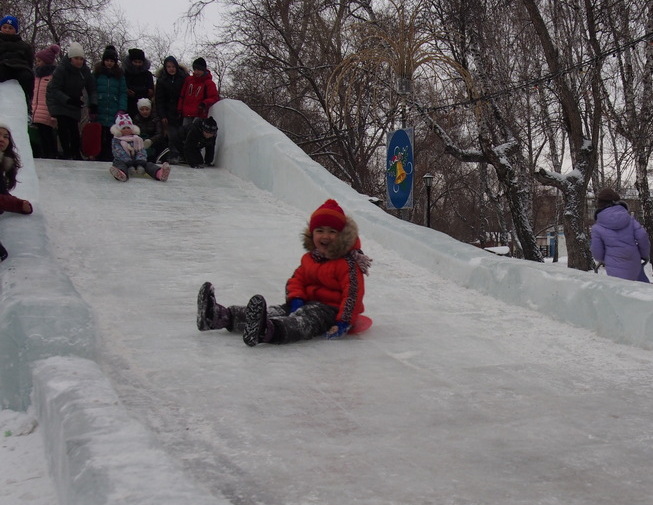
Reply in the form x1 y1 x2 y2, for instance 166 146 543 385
0 193 31 214
285 218 368 325
177 71 219 119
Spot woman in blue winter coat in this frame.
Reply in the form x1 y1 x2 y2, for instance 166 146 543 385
94 45 127 161
590 188 650 282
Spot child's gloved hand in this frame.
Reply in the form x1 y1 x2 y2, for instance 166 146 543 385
143 139 152 149
289 298 304 313
325 321 351 339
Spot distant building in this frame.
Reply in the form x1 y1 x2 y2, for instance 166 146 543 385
537 226 567 258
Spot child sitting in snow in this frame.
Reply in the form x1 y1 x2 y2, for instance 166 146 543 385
196 199 372 346
109 113 170 182
175 116 217 168
0 122 32 215
0 122 32 262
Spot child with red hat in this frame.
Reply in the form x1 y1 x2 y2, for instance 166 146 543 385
196 199 372 346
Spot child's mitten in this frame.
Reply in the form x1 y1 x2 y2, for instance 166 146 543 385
325 321 351 339
289 298 304 313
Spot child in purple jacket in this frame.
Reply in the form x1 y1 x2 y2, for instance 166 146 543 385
590 188 650 282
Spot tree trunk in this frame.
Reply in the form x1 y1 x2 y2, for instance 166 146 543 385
522 0 599 271
561 180 594 269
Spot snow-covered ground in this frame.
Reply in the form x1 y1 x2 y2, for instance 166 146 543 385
2 81 653 504
0 409 54 505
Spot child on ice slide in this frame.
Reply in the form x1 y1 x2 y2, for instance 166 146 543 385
196 199 372 346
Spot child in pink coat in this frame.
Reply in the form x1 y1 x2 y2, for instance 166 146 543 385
32 44 60 158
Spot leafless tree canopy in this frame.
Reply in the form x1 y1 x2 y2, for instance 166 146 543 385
203 0 652 270
12 0 653 269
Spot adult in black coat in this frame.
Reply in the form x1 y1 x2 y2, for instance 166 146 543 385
155 56 188 164
46 42 97 159
0 15 34 114
123 48 154 119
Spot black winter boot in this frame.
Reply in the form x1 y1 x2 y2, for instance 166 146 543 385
243 294 275 346
196 282 232 331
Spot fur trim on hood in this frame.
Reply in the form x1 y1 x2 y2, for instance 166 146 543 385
302 215 359 258
301 215 372 275
110 123 141 136
155 56 189 79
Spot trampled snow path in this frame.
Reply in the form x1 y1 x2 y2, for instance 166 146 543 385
31 159 653 505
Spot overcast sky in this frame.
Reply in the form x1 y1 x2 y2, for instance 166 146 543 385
111 0 227 56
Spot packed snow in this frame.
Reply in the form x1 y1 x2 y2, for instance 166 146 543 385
2 80 653 504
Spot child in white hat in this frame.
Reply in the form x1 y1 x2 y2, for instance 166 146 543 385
109 113 170 182
133 97 164 161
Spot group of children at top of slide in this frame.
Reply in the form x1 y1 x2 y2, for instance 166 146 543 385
0 13 219 257
0 11 220 170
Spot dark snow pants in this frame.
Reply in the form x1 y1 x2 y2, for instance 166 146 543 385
228 301 338 344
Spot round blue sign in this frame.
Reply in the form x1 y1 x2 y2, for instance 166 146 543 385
386 129 414 209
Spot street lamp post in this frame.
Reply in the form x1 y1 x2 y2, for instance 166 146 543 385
422 173 434 228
